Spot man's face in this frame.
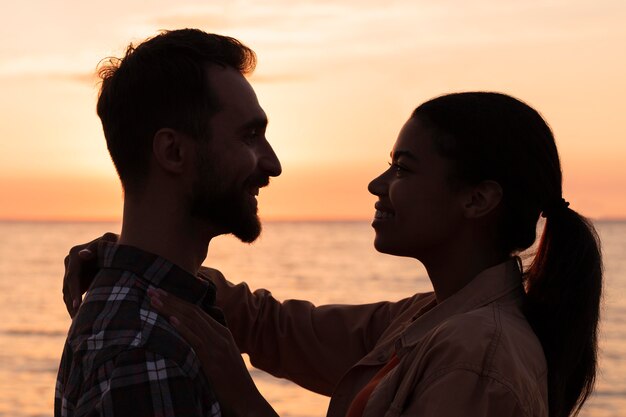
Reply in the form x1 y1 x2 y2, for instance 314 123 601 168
189 66 282 242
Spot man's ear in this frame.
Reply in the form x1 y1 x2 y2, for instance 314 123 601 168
152 128 190 174
461 180 503 219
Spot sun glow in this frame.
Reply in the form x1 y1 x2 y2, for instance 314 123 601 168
1 0 625 221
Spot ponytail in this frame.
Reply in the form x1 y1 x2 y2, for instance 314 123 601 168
525 208 603 417
414 92 603 417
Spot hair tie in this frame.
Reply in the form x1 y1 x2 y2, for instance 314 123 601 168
541 198 570 218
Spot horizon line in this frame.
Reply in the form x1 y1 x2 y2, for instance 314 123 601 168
0 216 375 223
2 216 626 223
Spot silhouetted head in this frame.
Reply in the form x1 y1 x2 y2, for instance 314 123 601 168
368 92 562 259
413 92 563 256
97 29 257 190
97 29 281 242
370 91 601 417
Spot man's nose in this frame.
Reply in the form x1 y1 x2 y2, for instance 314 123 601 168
259 141 282 177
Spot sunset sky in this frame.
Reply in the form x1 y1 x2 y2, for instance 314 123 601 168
1 0 625 221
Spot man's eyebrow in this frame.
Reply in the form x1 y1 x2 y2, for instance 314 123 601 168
390 149 418 162
239 116 268 131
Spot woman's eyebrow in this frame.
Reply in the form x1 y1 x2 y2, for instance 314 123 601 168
391 149 418 162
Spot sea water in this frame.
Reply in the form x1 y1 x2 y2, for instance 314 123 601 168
0 221 623 417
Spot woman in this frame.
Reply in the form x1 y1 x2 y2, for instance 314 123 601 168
78 92 603 417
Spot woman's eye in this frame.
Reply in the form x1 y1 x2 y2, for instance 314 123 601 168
388 162 406 176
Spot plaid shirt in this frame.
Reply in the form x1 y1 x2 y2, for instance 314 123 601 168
55 242 223 417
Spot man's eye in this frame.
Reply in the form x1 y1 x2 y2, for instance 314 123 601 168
243 129 261 144
248 128 263 139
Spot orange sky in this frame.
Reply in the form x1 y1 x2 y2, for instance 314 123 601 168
1 0 625 221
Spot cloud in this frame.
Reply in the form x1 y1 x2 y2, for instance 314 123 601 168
151 2 344 33
2 0 623 83
152 13 233 32
249 73 311 83
148 2 573 68
0 69 98 86
58 72 99 85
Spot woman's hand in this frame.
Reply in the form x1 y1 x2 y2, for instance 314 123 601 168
148 288 279 417
62 232 118 317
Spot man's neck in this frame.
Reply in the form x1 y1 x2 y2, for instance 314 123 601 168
117 200 216 276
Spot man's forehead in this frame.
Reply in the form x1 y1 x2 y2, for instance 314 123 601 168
206 66 258 102
205 65 252 90
204 65 266 128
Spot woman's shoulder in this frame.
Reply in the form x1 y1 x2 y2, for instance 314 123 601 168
428 302 545 368
372 301 549 417
415 302 547 402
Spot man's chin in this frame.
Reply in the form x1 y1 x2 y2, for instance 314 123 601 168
231 214 262 243
190 191 262 242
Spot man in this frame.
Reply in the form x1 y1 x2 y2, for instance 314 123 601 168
55 29 281 416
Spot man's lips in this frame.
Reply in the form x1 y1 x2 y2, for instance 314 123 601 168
245 175 270 197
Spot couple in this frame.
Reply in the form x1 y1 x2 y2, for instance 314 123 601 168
56 29 603 417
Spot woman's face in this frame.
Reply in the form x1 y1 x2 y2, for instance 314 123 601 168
368 117 467 259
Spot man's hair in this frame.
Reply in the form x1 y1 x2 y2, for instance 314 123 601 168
96 29 256 191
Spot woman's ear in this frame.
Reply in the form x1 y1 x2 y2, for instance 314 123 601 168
462 180 503 219
152 128 190 175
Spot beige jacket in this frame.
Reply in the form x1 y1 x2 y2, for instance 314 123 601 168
200 260 548 417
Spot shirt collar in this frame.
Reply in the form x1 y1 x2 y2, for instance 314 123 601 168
397 258 524 351
97 241 218 314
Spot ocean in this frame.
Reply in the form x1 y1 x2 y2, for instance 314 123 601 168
0 220 623 417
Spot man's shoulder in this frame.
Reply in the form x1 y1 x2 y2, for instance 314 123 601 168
93 344 204 385
68 267 144 343
198 266 226 282
58 345 216 416
57 264 218 415
67 269 197 375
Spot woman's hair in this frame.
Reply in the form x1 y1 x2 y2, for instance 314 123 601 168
413 92 602 417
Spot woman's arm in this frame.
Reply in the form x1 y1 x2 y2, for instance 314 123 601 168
202 267 417 395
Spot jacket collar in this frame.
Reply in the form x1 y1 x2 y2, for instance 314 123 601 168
397 258 524 352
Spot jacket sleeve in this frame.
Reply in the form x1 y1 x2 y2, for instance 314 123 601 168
200 267 415 396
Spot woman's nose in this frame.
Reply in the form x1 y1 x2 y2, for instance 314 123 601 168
259 141 282 177
368 171 388 196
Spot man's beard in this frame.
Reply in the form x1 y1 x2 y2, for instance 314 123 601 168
190 152 267 243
